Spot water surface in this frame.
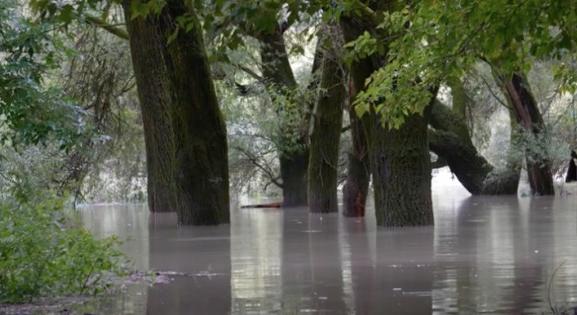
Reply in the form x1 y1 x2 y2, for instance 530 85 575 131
67 186 577 315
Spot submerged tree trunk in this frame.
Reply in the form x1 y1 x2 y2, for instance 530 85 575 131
501 73 554 195
370 107 434 227
280 152 308 206
340 17 373 217
307 29 345 213
343 3 434 226
429 100 519 195
122 2 176 213
257 27 309 206
430 100 494 194
342 109 370 217
124 1 229 224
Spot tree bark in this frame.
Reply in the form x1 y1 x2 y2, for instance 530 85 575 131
257 27 309 206
429 100 493 194
341 107 370 216
279 152 308 206
122 2 176 213
340 17 374 217
307 29 345 213
124 0 230 224
429 100 519 195
501 73 554 195
370 107 434 227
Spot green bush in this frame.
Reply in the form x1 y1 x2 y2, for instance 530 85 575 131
0 195 125 303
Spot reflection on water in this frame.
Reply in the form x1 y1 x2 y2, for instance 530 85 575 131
231 208 282 312
74 193 577 314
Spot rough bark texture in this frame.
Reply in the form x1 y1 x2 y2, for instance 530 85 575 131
257 27 309 206
124 1 229 224
342 7 434 226
340 17 374 217
430 100 492 193
307 31 345 213
370 109 434 227
501 73 554 195
122 2 176 213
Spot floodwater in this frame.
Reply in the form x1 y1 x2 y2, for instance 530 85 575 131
59 172 577 313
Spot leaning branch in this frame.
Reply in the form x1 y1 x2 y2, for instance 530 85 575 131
85 14 129 40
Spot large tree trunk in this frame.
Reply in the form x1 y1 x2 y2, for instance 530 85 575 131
141 112 176 213
429 100 519 195
279 152 308 206
307 29 345 213
501 73 554 195
430 100 493 194
340 17 373 217
122 2 176 213
370 107 434 227
257 27 309 206
124 1 230 224
428 129 520 195
341 9 434 225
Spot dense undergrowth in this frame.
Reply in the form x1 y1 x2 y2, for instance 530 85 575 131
0 194 126 304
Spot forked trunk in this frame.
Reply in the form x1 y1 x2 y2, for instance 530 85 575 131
257 27 310 207
124 0 229 224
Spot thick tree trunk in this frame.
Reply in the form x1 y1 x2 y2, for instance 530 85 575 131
122 2 176 213
307 32 345 213
257 27 309 206
340 17 374 217
501 73 554 195
280 152 308 206
430 100 493 194
429 100 519 195
428 129 519 195
343 5 434 226
124 1 229 224
370 108 434 227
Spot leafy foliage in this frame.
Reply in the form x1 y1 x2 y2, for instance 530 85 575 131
348 0 577 128
0 194 125 303
0 0 87 150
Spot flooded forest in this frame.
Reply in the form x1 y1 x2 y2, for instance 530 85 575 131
2 0 577 314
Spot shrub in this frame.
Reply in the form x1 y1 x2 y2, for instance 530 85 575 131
0 195 125 303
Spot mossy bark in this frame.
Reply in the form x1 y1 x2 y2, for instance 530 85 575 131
429 100 519 195
307 34 345 213
257 27 308 206
429 100 493 194
124 1 229 224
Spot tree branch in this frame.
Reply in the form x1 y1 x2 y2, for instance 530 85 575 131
85 14 129 40
235 64 264 83
233 145 283 188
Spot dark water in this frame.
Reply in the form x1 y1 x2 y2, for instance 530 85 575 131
68 187 577 315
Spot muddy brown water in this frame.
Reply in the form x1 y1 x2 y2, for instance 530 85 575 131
5 175 577 314
69 191 577 314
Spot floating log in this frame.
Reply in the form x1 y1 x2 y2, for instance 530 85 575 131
240 202 282 209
